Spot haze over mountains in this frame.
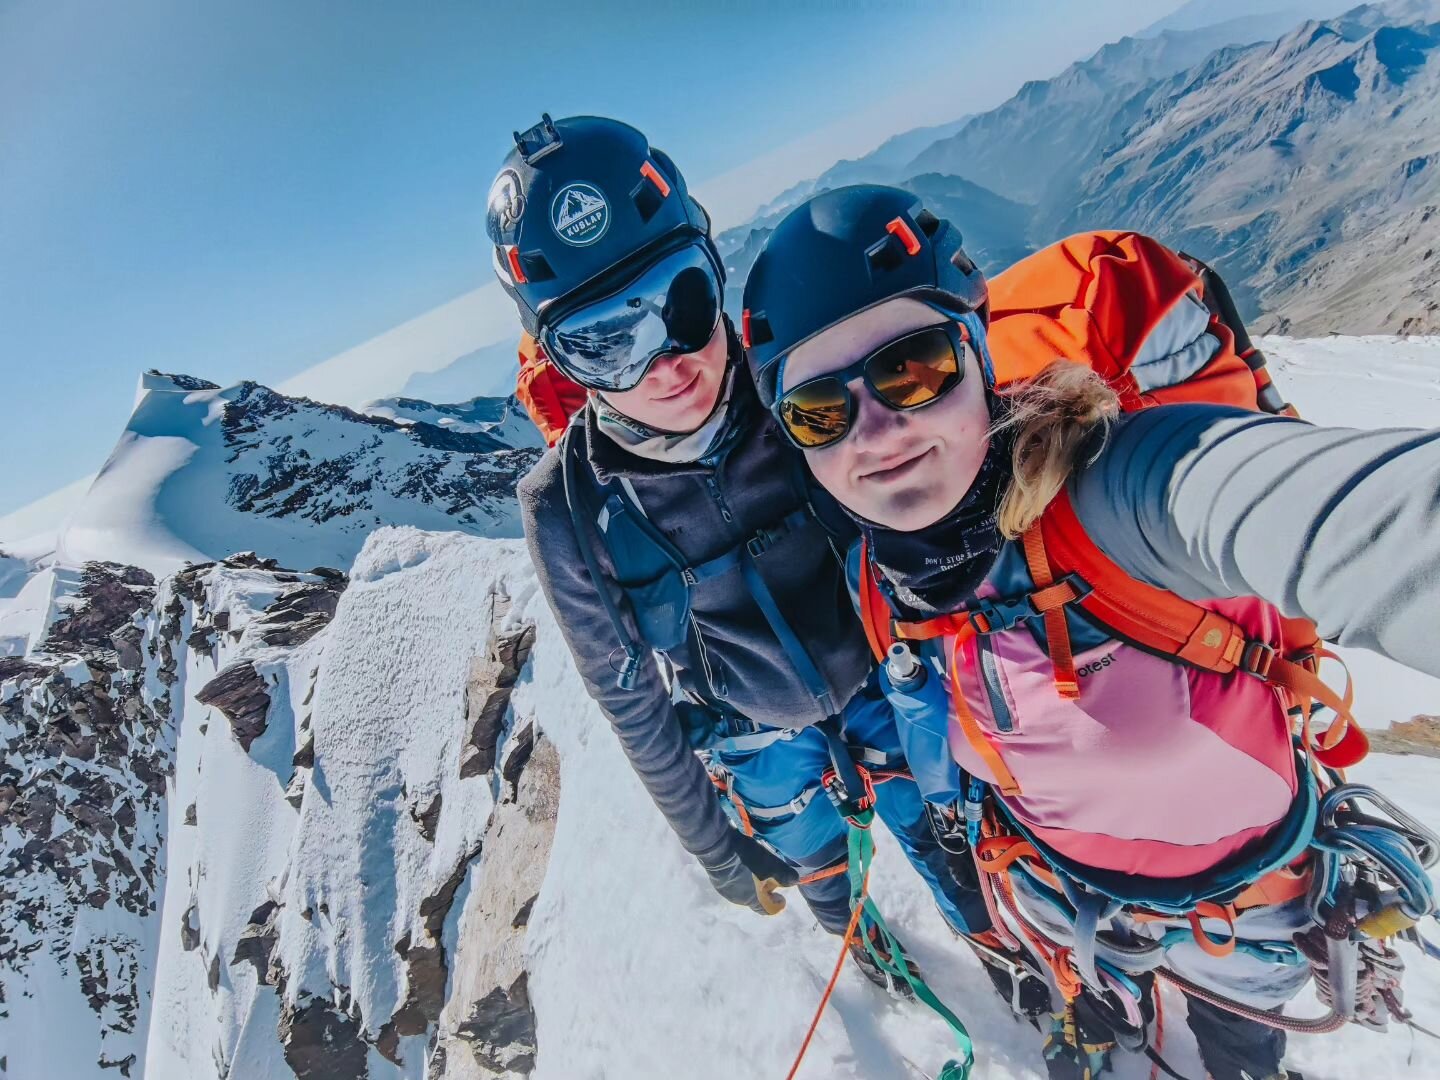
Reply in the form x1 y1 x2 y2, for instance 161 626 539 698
716 0 1440 336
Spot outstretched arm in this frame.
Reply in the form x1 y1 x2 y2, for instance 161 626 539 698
1070 403 1440 678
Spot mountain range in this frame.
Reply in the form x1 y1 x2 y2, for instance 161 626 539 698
713 0 1440 336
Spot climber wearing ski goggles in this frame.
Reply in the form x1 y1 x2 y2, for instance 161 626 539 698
537 241 724 393
772 321 967 449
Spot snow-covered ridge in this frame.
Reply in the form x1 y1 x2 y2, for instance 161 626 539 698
48 372 541 578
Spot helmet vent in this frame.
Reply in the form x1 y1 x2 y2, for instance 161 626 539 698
519 251 557 282
866 234 906 274
630 178 665 223
915 209 941 237
743 310 773 349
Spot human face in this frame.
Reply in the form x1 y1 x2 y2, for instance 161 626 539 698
780 298 991 531
599 319 729 433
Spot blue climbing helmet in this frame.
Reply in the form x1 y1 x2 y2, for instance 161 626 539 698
741 184 989 407
486 114 723 384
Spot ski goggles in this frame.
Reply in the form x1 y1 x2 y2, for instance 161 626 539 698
773 322 967 450
538 242 724 392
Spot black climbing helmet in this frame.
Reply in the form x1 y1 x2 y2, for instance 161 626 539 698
741 184 988 406
486 114 719 336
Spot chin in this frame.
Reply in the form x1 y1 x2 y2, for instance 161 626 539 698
869 492 954 532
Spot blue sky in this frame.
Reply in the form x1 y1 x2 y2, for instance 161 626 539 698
0 0 1183 516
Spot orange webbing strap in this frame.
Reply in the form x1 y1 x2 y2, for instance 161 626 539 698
1187 903 1239 958
1021 526 1081 698
975 834 1043 875
1232 860 1312 910
1040 490 1250 670
710 771 756 837
894 612 977 642
798 862 848 886
951 634 1022 796
856 540 891 661
1269 648 1370 769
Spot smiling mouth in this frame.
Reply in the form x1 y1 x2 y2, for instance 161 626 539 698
653 369 701 402
859 446 936 482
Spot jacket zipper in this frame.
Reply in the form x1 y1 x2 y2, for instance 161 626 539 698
690 613 725 701
976 637 1015 733
704 473 735 524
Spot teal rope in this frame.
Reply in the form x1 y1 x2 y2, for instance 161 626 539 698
845 810 975 1079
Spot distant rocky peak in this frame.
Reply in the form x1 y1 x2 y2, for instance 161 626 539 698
142 370 221 392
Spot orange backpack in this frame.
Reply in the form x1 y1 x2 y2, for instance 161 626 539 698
516 333 589 448
857 230 1368 773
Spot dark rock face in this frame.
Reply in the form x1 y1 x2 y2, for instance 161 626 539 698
145 369 220 391
0 563 168 1073
454 973 537 1075
231 900 281 984
195 661 272 750
278 995 371 1080
459 610 537 779
42 563 156 656
218 381 541 529
258 579 345 648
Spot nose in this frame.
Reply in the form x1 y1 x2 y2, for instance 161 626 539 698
644 351 690 387
846 375 907 445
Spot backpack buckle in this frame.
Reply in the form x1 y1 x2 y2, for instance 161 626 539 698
746 529 775 557
968 574 1092 635
968 595 1035 635
1240 640 1276 679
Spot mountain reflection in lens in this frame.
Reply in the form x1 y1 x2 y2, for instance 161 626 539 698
775 325 963 449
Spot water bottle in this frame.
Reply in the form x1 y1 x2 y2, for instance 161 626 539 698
886 641 926 692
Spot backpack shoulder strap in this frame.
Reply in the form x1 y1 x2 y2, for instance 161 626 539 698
1030 489 1369 768
559 426 643 690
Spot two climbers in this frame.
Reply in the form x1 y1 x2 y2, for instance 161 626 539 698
741 183 1440 1079
488 116 990 993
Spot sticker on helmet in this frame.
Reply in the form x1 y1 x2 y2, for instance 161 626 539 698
551 183 609 246
486 170 526 239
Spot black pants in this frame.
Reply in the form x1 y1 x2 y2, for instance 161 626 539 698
1185 995 1286 1080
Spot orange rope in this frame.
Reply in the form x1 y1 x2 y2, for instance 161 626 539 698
784 869 870 1080
797 862 848 886
1148 982 1165 1080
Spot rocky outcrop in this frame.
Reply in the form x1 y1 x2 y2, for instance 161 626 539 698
0 562 166 1074
460 596 537 779
434 733 559 1077
1368 714 1440 757
278 995 371 1080
195 660 272 750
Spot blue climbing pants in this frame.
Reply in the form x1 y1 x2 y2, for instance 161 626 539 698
707 674 990 936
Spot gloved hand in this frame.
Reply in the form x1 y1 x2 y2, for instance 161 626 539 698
700 832 798 915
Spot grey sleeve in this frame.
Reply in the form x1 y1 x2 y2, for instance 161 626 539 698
517 458 735 866
1069 404 1440 678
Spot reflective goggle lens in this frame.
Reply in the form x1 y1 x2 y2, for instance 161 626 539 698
540 244 722 392
775 325 963 449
